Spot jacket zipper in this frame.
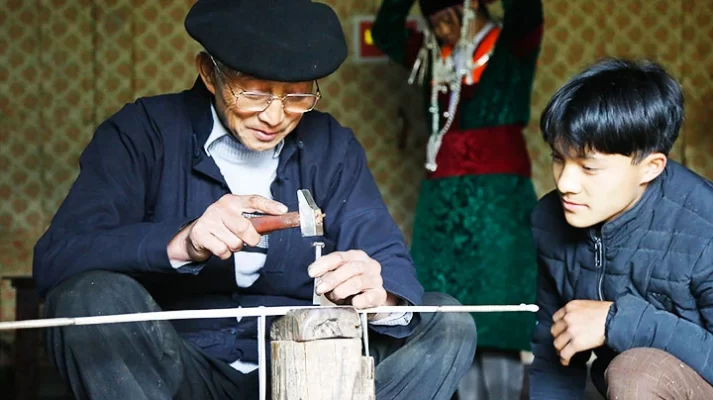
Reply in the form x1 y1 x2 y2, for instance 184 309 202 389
594 235 605 300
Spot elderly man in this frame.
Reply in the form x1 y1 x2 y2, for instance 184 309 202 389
32 1 476 399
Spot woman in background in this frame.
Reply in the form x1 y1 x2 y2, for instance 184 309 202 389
373 0 543 398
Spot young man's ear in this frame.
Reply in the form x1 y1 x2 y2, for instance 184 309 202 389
638 152 667 184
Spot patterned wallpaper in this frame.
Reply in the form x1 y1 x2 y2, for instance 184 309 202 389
1 0 712 323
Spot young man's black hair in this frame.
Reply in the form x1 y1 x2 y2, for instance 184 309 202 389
541 58 683 161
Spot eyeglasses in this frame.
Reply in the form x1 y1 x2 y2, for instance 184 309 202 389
209 55 321 114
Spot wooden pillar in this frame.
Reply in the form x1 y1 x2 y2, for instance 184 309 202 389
270 307 375 400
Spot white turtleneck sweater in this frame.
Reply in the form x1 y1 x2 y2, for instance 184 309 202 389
203 106 283 288
176 105 411 373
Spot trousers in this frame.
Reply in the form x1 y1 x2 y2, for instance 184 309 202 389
605 347 713 400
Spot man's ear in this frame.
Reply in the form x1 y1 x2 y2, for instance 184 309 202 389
638 152 667 184
195 52 217 95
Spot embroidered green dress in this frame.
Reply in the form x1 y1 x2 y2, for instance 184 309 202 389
373 0 543 351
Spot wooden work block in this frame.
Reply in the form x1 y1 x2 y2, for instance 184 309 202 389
270 308 375 400
270 307 362 342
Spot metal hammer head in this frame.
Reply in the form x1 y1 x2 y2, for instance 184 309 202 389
297 189 324 237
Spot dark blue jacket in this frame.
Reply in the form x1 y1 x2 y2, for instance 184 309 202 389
33 78 424 364
529 161 713 398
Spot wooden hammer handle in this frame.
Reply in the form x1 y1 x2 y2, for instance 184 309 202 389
249 212 301 235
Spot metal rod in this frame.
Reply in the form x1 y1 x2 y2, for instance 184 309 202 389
314 243 323 259
0 304 538 331
360 312 370 357
312 241 325 305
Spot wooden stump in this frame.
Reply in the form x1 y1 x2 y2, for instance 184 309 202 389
271 307 375 400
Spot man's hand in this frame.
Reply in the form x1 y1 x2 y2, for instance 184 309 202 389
167 194 288 263
308 250 395 313
551 300 613 366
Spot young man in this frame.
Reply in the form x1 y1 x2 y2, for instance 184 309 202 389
32 1 476 399
529 58 713 399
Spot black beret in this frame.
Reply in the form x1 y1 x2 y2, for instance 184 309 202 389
419 0 467 17
185 0 347 82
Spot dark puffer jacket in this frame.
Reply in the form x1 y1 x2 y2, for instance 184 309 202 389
529 160 713 399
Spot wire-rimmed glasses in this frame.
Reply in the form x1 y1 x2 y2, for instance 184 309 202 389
209 55 321 114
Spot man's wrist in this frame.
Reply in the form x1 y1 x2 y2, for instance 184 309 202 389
384 292 400 306
167 225 191 263
368 292 408 321
369 294 412 326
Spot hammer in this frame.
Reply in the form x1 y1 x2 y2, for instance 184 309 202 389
246 189 331 305
247 189 324 237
